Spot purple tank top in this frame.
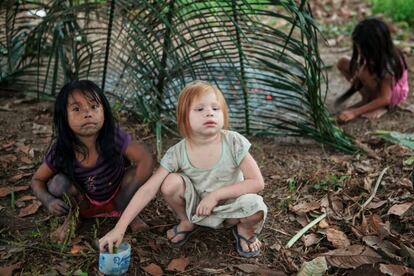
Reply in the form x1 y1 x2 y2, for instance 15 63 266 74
44 128 131 201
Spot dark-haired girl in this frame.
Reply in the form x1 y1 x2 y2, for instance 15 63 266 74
31 80 154 230
336 17 409 123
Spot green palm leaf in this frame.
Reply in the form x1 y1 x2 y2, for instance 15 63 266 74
0 0 356 153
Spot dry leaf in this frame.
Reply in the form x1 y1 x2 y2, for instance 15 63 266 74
167 256 189 272
0 154 17 164
142 263 163 276
302 233 320 247
20 156 32 164
366 200 387 210
290 201 320 215
18 200 41 217
363 177 373 192
297 256 328 276
0 262 22 276
322 245 382 269
8 173 31 183
387 202 413 216
18 145 31 155
379 264 414 276
234 264 259 273
0 185 29 197
363 236 401 261
369 214 390 239
16 195 36 202
326 228 350 248
318 219 329 229
70 244 87 254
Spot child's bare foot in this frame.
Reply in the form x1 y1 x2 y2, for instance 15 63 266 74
361 108 387 119
129 216 149 232
233 224 262 257
167 220 195 246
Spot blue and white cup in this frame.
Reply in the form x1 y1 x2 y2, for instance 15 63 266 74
99 242 131 275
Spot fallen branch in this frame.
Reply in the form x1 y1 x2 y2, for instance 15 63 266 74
352 166 389 225
286 213 327 248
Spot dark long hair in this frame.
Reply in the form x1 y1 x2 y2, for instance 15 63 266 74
52 80 120 186
336 17 407 106
350 17 407 80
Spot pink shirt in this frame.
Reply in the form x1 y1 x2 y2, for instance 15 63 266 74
390 68 409 107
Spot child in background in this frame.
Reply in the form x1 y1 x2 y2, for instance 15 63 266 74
31 80 154 232
336 17 409 123
99 81 267 257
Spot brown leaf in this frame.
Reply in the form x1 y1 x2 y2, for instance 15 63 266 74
167 256 189 272
0 262 22 276
0 154 17 164
366 200 387 210
234 264 259 273
302 233 320 247
318 219 329 229
18 145 31 155
379 264 414 276
55 262 71 275
326 228 350 248
2 142 15 149
290 201 320 215
0 185 29 197
70 244 87 254
16 195 36 202
369 214 390 239
363 236 401 261
142 263 163 276
20 156 32 164
322 245 383 269
387 202 413 216
8 172 32 183
18 200 41 217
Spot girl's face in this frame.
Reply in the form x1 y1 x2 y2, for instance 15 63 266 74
189 90 224 138
67 90 105 138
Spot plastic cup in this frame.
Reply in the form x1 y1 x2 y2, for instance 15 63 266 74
98 242 131 275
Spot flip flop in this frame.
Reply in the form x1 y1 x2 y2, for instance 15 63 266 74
232 227 261 258
168 225 196 247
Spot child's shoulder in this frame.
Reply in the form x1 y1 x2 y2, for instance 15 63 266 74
221 129 249 142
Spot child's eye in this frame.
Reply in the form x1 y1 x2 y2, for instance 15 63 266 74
212 106 220 111
194 108 203 112
72 107 80 112
91 104 99 109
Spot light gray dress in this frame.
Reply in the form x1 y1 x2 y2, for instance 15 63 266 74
160 130 267 234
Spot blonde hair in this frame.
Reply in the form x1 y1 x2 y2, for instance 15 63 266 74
177 80 229 139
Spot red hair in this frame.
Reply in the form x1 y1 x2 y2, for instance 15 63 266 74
177 81 229 139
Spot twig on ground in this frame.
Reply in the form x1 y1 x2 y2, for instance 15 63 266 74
352 166 389 225
286 213 327 248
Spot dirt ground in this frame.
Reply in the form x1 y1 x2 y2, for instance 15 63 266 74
1 2 414 276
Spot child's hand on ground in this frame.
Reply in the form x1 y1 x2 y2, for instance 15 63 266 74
99 227 125 253
338 110 357 123
46 197 69 216
196 193 218 216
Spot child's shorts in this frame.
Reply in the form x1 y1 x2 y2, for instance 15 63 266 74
79 186 122 218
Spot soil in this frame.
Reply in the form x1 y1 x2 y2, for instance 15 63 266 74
1 2 414 275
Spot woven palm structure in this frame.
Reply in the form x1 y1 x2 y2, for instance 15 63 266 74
0 0 355 152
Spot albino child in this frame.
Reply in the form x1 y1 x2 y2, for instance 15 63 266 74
99 81 267 257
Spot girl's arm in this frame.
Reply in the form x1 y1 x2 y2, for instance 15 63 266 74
31 163 69 215
339 75 393 122
196 153 264 216
124 141 155 185
99 166 170 253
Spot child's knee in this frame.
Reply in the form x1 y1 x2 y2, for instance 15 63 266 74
47 174 71 197
160 173 184 196
337 57 350 72
241 211 264 224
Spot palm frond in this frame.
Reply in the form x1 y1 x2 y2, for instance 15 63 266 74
0 0 356 153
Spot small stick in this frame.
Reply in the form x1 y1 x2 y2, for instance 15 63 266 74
286 213 327 248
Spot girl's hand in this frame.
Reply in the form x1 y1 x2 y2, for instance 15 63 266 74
196 193 219 216
99 227 125 253
46 197 69 216
338 110 357 123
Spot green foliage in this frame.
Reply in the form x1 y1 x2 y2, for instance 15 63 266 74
312 174 349 191
0 0 356 152
287 177 297 193
371 0 414 25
